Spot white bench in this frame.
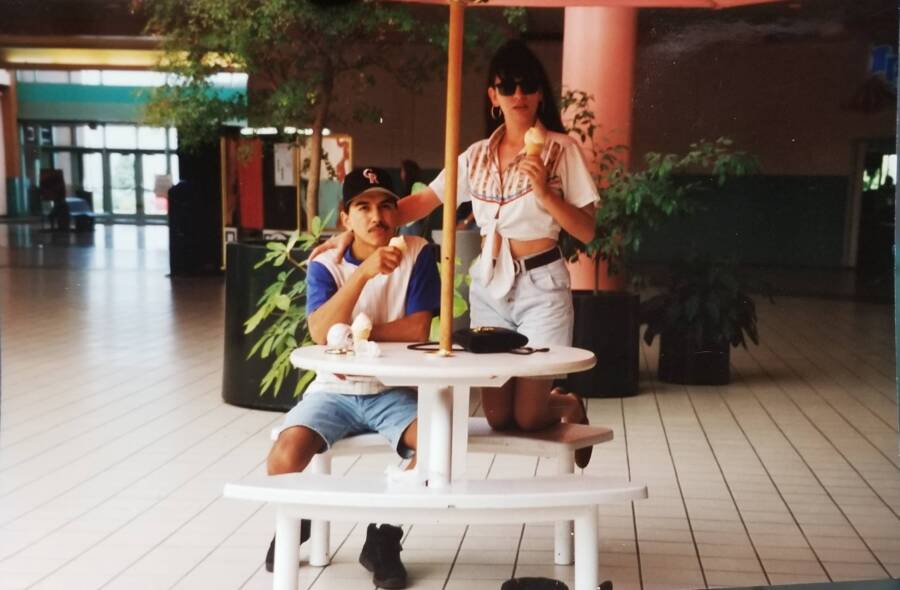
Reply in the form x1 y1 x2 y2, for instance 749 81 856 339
225 472 647 590
272 416 614 567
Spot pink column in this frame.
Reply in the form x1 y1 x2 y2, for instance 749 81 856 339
562 7 638 169
561 7 637 292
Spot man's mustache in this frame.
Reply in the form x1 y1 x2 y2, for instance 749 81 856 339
368 222 389 232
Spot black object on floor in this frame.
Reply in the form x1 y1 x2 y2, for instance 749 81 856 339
358 523 408 589
717 578 900 590
500 578 568 590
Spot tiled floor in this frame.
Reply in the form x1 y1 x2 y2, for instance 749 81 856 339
1 223 897 590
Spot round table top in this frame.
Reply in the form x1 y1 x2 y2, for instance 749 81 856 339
290 342 595 383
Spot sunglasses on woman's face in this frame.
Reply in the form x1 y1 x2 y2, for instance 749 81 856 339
493 78 540 96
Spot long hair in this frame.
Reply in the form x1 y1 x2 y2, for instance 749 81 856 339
485 39 565 137
399 159 422 196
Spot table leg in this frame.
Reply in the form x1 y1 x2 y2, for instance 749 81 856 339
450 386 470 482
554 453 575 565
573 505 599 590
421 384 453 488
308 455 331 567
273 510 301 590
415 386 432 485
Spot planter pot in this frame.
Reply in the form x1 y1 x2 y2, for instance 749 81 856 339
657 332 731 385
564 290 640 398
222 241 304 412
565 253 627 292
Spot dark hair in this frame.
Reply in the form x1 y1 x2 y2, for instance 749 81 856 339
485 39 565 137
399 159 422 196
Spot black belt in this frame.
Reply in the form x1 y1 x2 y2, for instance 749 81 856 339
520 248 562 272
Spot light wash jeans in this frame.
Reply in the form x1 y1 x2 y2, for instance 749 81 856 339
468 256 574 349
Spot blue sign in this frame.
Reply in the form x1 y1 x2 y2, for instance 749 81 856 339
871 45 898 91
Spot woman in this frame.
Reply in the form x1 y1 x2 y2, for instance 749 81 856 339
316 40 598 466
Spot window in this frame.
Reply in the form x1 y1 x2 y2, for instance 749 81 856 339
100 70 168 87
19 121 180 220
105 125 137 150
138 126 167 150
52 126 72 147
34 71 68 83
75 125 104 149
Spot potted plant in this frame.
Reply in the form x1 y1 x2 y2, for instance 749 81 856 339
221 218 327 410
641 256 765 385
558 90 759 397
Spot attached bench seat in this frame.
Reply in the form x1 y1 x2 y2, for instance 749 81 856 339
225 472 647 590
275 416 613 458
269 416 615 567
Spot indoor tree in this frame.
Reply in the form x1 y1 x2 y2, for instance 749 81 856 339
139 0 524 228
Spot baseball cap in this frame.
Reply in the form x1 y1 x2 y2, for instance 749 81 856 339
342 167 400 206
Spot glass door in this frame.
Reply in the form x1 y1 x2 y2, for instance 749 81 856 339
109 152 137 215
80 152 105 213
141 153 171 216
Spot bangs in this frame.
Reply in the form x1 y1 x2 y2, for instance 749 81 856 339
489 40 542 83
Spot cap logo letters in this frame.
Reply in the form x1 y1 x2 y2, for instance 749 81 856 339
363 169 379 184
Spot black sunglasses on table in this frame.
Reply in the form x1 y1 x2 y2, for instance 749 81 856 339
493 77 540 96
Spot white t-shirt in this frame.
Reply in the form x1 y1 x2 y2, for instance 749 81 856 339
429 123 598 298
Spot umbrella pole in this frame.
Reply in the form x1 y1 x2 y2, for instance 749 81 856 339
438 0 465 355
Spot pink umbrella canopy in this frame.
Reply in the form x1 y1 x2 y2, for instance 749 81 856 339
392 0 783 6
389 0 786 354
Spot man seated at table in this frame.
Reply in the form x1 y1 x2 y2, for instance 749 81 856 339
265 167 440 589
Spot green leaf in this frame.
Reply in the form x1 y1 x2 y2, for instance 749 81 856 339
453 292 468 318
294 369 316 398
273 294 291 311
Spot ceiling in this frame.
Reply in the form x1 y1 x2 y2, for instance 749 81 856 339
0 0 894 69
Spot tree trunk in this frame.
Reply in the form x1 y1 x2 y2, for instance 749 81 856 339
304 66 333 231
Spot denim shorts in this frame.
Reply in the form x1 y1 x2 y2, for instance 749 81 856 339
277 388 418 458
469 256 574 348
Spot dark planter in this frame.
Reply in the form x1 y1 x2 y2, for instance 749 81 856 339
222 241 304 412
564 290 640 398
657 331 731 385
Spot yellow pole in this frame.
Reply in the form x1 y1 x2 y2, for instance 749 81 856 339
219 136 228 270
438 0 464 354
294 137 302 231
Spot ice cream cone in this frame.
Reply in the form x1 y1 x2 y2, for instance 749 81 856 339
524 126 545 157
388 236 407 252
351 313 373 344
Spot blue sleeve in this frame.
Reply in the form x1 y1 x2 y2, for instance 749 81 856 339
305 261 338 315
405 245 441 316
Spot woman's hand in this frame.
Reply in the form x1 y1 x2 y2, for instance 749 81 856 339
310 230 354 261
519 155 552 202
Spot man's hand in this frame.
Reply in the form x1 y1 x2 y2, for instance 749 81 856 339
358 246 402 280
310 230 354 261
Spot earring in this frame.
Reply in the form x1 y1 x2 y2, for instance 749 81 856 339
491 105 502 121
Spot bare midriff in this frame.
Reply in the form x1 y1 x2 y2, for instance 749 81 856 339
484 234 558 259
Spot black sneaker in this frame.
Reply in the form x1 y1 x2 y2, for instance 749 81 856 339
264 519 311 573
358 523 408 589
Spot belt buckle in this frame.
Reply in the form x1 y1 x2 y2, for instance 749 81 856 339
512 258 524 275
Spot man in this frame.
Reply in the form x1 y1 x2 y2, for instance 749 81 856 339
264 167 440 589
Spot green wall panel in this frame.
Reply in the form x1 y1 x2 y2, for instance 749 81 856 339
17 83 244 123
634 175 849 268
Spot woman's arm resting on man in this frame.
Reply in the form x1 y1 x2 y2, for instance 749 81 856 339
308 188 443 260
398 187 441 225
